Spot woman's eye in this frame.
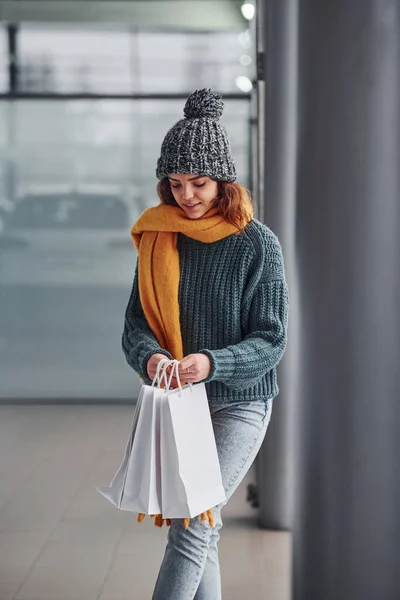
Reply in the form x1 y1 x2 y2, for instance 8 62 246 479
194 183 205 188
171 184 181 189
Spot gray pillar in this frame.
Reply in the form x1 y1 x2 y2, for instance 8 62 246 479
291 1 400 599
257 0 299 530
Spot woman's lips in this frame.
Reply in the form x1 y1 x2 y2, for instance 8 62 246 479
184 203 201 211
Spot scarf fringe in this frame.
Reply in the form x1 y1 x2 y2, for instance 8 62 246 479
137 511 215 529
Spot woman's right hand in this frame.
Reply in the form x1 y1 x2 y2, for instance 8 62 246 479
146 353 169 381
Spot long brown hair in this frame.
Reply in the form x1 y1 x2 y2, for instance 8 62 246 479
157 178 254 231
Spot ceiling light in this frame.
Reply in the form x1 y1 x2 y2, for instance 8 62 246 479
235 76 253 93
241 2 255 20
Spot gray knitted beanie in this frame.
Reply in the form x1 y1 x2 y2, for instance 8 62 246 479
156 88 237 182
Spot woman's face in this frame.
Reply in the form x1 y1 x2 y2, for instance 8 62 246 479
168 173 218 219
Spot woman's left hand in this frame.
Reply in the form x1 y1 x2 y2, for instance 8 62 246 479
174 353 211 385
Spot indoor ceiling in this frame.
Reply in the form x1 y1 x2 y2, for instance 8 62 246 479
0 0 248 30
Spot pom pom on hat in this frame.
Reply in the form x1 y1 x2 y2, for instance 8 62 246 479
183 88 224 121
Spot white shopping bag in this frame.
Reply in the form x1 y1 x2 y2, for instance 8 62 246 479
97 360 170 514
96 389 145 509
160 362 226 519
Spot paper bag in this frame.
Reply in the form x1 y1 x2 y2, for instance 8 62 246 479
160 378 226 518
97 360 170 514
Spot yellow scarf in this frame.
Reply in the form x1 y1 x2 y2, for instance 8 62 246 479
131 204 245 530
131 204 240 360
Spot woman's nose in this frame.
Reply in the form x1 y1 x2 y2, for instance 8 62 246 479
182 186 195 201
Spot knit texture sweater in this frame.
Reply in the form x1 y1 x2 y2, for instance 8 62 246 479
122 219 289 402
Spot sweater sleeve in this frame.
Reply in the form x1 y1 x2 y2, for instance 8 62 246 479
121 264 172 383
199 233 289 390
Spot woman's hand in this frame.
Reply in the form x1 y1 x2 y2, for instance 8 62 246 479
177 353 211 385
147 353 211 387
146 353 170 381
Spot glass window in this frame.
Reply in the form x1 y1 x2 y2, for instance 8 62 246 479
0 103 13 222
0 97 250 400
1 23 254 400
137 31 254 93
4 192 129 230
7 98 249 198
18 26 133 94
0 26 6 93
17 26 254 95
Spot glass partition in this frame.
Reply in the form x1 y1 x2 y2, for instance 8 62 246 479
17 25 254 94
0 21 253 399
0 97 250 399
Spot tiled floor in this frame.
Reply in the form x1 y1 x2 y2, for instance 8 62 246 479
0 405 291 600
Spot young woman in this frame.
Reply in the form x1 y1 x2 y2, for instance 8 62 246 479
122 88 289 600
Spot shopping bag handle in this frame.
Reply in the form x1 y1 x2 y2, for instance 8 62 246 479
152 359 171 388
167 360 183 393
152 359 182 392
151 359 190 393
158 359 181 392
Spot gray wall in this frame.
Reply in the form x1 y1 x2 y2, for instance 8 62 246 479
257 0 400 598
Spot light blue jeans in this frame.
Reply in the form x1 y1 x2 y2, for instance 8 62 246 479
152 398 273 600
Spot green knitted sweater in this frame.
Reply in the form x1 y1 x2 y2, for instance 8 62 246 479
122 218 289 402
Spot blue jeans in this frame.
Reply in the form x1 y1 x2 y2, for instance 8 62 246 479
152 398 273 600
